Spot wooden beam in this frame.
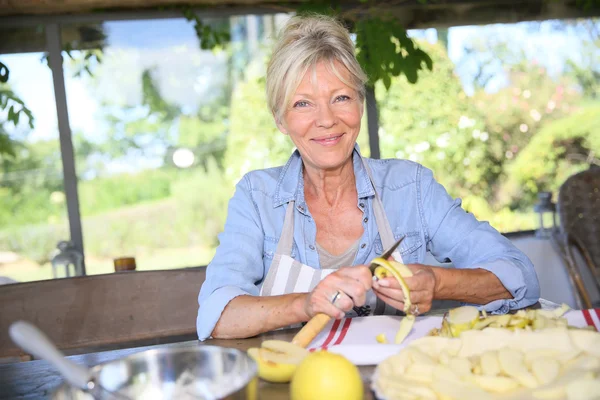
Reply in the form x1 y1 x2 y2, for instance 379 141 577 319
0 0 598 24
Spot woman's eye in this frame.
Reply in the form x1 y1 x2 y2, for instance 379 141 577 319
293 101 309 108
335 95 350 102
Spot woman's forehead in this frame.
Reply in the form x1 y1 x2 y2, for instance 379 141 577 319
295 60 354 95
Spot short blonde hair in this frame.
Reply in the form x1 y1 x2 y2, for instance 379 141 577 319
266 14 368 121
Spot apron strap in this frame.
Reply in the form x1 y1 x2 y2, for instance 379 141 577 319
360 156 404 264
274 200 295 256
360 155 405 316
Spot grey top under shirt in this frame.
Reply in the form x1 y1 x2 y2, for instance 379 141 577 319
316 239 361 270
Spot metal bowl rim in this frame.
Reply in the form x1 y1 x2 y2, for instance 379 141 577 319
52 345 258 397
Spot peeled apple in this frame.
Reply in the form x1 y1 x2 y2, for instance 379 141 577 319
429 303 578 338
373 327 600 400
447 306 480 337
370 257 415 344
247 340 308 383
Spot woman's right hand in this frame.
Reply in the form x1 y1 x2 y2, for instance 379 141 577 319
303 266 373 319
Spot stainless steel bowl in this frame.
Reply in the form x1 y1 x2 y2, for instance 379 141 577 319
51 346 258 400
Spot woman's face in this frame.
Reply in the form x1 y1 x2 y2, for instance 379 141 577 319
276 60 363 173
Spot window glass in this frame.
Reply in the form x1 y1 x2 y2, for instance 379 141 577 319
0 26 69 283
377 19 599 233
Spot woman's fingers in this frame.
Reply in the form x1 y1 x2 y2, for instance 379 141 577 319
334 278 368 307
307 266 372 318
375 287 432 306
337 265 373 291
373 290 407 312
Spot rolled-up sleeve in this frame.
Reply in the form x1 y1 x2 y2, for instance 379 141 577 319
418 165 540 313
196 174 265 340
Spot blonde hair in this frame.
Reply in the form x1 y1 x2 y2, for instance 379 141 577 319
266 14 368 121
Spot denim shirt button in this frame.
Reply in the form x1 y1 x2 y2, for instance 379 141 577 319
363 217 368 223
309 244 315 250
360 243 366 249
298 205 305 212
359 202 365 208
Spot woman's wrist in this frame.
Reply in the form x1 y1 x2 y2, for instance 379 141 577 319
430 265 445 299
291 292 310 321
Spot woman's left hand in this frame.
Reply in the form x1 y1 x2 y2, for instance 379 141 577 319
372 264 438 315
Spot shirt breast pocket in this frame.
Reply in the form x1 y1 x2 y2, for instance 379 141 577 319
263 236 278 261
263 236 297 261
374 231 424 264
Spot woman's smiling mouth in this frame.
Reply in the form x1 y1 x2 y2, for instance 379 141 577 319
312 133 345 146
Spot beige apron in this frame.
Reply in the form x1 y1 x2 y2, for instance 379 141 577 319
259 156 404 317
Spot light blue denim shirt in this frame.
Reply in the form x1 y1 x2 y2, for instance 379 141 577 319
196 145 540 340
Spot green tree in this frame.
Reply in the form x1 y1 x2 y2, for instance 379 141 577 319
502 105 600 207
376 40 493 200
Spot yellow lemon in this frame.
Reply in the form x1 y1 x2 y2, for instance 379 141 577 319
290 350 363 400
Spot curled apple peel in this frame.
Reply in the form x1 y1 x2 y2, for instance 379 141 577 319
370 257 415 344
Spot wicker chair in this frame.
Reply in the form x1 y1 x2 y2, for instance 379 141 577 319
556 166 600 309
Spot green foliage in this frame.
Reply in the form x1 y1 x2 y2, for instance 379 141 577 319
292 2 433 88
502 104 600 207
78 169 173 216
169 159 232 247
0 84 35 158
0 222 69 265
565 40 600 100
377 41 490 199
356 18 433 88
224 72 295 181
182 7 231 51
142 69 179 121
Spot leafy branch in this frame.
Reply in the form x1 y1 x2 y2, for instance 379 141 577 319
0 61 34 159
356 17 433 88
266 1 434 88
182 6 231 50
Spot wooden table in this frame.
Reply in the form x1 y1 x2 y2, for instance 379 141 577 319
0 303 547 399
0 327 377 399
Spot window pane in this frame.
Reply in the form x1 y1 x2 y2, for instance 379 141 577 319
377 19 599 233
0 26 69 284
62 15 327 274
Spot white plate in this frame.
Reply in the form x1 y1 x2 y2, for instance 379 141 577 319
325 344 404 366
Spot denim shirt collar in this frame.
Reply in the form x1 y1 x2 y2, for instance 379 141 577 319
272 143 375 208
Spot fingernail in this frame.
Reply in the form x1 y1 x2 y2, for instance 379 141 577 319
378 279 390 287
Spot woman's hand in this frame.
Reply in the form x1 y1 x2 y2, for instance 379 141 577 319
304 266 373 320
372 264 438 315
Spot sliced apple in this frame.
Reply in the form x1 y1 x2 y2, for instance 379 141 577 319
447 306 480 337
247 347 297 383
246 340 308 383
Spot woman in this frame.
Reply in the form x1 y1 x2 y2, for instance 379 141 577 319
196 14 540 340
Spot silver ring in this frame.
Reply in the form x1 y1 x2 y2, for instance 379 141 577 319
330 291 342 304
411 304 420 316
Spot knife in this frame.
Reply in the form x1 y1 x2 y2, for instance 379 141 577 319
291 236 405 348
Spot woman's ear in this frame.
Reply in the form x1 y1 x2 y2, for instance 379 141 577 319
274 113 288 135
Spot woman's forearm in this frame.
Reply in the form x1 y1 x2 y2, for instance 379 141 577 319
432 267 512 304
211 293 309 339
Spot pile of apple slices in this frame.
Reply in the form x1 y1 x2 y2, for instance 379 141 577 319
429 303 577 338
373 327 600 400
247 340 309 383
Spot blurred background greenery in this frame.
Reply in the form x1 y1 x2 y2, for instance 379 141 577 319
0 14 598 283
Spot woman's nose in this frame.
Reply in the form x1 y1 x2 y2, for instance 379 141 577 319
316 104 336 128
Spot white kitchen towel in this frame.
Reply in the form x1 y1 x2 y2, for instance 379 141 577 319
308 309 600 365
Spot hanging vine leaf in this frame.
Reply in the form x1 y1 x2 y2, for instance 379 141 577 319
0 61 8 83
0 86 35 157
182 6 231 51
355 17 433 88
